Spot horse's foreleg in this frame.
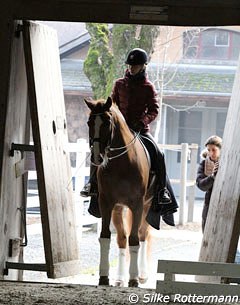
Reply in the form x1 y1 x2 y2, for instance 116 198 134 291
99 197 112 286
128 204 143 287
99 237 110 285
138 207 150 284
138 241 148 284
112 206 128 286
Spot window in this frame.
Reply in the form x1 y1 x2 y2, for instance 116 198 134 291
183 28 240 61
200 30 229 59
177 111 202 162
215 31 229 47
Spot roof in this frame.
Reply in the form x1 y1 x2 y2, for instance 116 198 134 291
148 63 236 97
40 21 87 47
61 59 236 98
39 21 88 57
61 59 92 94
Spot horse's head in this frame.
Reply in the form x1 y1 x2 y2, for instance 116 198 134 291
85 97 114 166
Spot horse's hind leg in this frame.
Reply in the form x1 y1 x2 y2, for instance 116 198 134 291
99 196 112 286
112 205 128 287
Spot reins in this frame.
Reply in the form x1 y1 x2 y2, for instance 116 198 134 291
89 110 140 164
106 131 140 161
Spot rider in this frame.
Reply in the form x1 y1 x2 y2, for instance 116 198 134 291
81 48 171 207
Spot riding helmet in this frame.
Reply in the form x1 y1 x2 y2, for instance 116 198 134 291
125 48 148 65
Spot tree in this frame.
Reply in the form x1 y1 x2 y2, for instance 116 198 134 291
84 23 113 99
84 23 160 99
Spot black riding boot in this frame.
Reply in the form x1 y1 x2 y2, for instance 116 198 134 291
153 150 172 206
80 166 98 197
139 133 171 208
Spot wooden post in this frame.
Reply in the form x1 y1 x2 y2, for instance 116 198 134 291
0 17 13 279
187 144 198 222
179 143 188 225
0 20 30 280
199 53 240 268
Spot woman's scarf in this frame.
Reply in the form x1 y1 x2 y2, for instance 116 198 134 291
125 69 146 81
204 155 217 176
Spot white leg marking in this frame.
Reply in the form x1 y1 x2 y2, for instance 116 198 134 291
99 238 110 276
138 241 148 280
129 245 140 280
116 248 127 282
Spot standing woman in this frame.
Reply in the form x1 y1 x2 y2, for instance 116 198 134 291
196 135 222 232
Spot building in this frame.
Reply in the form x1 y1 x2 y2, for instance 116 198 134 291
47 22 240 196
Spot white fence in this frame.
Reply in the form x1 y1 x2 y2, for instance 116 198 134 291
26 139 198 229
68 139 198 226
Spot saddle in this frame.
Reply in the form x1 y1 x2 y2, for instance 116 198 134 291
137 133 157 173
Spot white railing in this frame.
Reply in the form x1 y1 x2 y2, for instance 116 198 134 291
26 139 198 229
69 139 198 226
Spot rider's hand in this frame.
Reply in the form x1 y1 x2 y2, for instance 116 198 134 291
131 121 145 132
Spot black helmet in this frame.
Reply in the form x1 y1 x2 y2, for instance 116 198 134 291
125 48 148 65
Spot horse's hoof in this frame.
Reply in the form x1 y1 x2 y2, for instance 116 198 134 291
128 279 139 287
99 276 109 286
139 276 148 284
115 280 124 287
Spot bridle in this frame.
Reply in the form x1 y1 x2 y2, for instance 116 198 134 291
89 112 139 166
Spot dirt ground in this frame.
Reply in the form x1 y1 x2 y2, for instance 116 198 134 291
1 201 238 305
0 281 239 305
0 281 153 305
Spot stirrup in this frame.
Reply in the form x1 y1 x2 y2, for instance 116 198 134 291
158 188 171 205
80 183 91 197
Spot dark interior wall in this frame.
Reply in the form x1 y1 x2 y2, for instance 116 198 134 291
3 0 240 26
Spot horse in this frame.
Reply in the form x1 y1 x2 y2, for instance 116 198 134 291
85 97 155 287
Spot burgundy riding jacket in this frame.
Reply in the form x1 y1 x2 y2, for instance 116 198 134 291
111 70 159 132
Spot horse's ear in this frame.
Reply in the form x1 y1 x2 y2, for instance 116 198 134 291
103 97 112 111
84 99 95 110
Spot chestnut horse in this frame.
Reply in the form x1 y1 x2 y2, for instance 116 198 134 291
85 97 155 287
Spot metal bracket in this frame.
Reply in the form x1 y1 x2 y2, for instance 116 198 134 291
10 143 35 157
4 262 48 276
15 24 24 38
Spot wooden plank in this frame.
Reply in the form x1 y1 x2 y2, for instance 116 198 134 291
199 49 240 267
0 20 30 280
157 260 240 278
22 21 80 278
156 280 240 296
51 260 82 279
0 15 12 186
5 1 240 26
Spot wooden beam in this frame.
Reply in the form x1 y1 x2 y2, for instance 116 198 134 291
0 16 13 190
199 52 240 265
4 0 240 26
0 20 30 280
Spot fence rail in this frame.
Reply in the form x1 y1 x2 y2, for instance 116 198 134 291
26 139 198 228
67 139 198 225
